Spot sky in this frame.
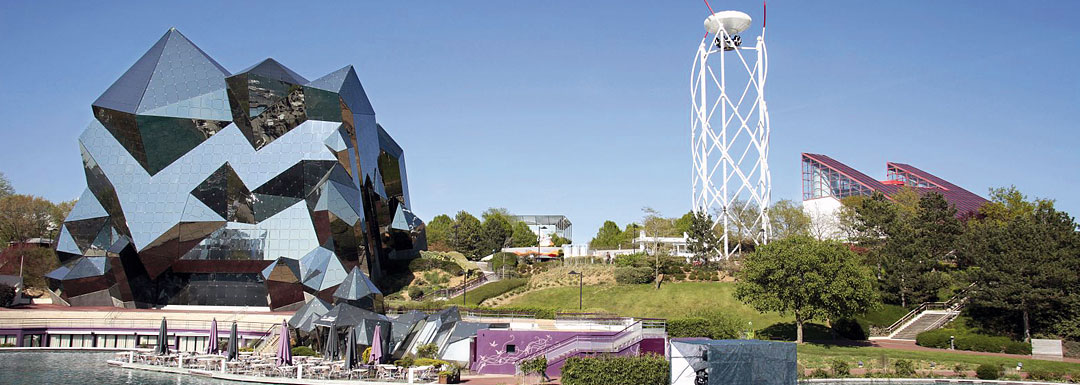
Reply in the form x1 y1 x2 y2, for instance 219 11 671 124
1 1 1077 243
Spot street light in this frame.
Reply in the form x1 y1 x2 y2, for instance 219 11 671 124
463 270 471 307
568 270 583 310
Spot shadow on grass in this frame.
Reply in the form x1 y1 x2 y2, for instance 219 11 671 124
759 322 873 347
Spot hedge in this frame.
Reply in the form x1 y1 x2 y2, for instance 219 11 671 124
667 312 742 340
408 258 464 275
975 363 1002 380
915 329 1031 355
614 267 655 284
291 346 317 356
460 278 527 306
561 354 669 385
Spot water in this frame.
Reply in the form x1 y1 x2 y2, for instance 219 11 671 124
0 351 245 385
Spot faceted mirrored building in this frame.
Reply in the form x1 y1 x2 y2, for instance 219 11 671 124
49 29 426 310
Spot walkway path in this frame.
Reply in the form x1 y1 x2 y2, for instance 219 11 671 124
869 339 1080 364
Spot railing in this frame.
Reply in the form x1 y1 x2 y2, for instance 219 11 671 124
872 283 975 337
0 317 278 334
515 319 668 372
414 273 490 301
384 308 537 322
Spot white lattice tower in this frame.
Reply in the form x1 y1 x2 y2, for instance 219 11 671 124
691 10 771 259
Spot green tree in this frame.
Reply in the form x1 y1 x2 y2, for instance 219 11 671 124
620 223 641 249
448 211 483 260
510 221 537 247
550 233 571 247
769 199 811 240
589 221 624 249
480 208 514 256
0 172 13 199
961 187 1080 341
673 211 695 236
0 195 58 245
736 236 879 343
686 211 718 263
426 214 453 251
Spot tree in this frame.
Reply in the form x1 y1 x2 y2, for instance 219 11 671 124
510 221 538 247
673 211 695 236
550 233 571 247
589 221 624 249
961 187 1080 341
686 211 718 263
479 210 513 256
0 195 57 245
641 207 674 289
448 211 483 260
769 199 810 240
0 172 12 199
736 236 878 343
0 245 59 289
426 214 453 251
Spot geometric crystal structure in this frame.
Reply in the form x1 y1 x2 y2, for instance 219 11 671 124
50 29 426 310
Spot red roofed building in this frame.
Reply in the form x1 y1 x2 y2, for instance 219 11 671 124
801 153 988 239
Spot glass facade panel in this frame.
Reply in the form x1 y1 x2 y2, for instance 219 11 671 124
51 28 426 310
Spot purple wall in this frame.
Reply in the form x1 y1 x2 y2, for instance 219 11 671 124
471 329 665 377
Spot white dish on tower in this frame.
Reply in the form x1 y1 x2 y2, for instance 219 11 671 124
704 11 752 35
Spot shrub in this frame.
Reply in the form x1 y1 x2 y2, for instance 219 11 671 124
809 368 829 378
831 359 850 377
1028 369 1064 381
975 364 1002 380
561 354 669 385
395 355 415 368
893 359 916 377
519 356 547 376
291 346 317 356
408 258 464 275
613 253 649 268
614 267 654 284
666 310 742 340
416 343 438 359
414 358 449 369
916 329 1031 354
0 284 14 308
408 286 425 300
832 317 869 340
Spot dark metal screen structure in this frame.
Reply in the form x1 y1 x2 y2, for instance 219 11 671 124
671 339 797 385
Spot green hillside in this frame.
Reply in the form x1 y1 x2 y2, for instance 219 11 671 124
502 281 791 327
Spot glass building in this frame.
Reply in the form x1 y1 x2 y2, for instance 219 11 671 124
47 29 426 310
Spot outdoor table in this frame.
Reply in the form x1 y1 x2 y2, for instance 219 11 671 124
251 363 274 376
310 365 331 379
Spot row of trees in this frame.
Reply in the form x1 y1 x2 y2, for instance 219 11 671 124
842 186 1080 342
0 171 74 288
426 208 553 260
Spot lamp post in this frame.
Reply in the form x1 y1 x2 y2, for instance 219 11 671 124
568 270 583 310
463 270 471 306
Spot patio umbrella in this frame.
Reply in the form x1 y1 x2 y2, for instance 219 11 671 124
323 321 339 360
155 317 169 355
369 323 383 364
276 319 292 366
226 321 238 361
206 318 219 354
344 326 358 370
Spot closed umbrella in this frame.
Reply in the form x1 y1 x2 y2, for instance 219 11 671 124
155 317 170 355
344 326 358 370
368 324 383 364
323 321 339 360
206 318 219 354
226 321 238 361
276 319 292 366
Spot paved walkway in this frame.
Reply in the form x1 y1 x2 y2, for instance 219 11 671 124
868 339 1079 363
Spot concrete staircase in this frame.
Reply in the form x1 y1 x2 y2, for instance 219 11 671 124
890 311 957 340
871 284 974 341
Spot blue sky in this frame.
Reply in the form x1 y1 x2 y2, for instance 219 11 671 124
1 1 1077 242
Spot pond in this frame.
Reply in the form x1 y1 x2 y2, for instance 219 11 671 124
0 351 244 385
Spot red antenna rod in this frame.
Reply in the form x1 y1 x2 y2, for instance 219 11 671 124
703 0 715 15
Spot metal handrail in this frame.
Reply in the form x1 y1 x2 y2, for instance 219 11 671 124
414 273 491 301
874 283 976 337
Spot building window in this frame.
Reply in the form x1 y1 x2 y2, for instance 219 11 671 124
506 344 516 353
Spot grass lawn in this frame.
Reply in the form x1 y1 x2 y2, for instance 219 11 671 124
857 304 910 328
501 281 791 327
797 344 1080 375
